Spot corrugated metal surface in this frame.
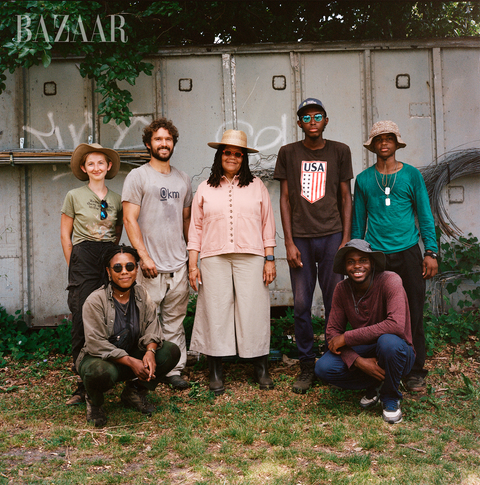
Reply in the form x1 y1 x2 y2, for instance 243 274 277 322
1 39 479 325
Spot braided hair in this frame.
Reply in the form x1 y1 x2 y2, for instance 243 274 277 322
103 244 140 269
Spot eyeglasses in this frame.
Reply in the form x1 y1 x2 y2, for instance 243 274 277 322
301 114 323 123
100 199 108 220
111 262 136 273
223 149 243 158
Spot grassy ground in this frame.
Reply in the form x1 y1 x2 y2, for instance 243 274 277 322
0 346 479 485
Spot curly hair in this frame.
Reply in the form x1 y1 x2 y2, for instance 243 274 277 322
207 146 255 188
142 118 179 150
103 244 140 268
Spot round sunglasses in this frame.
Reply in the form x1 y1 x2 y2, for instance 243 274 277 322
110 262 136 273
300 113 323 123
223 149 243 158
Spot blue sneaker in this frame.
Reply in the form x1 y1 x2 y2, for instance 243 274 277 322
382 400 402 424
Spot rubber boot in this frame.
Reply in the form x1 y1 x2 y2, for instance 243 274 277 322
252 355 274 390
207 356 225 395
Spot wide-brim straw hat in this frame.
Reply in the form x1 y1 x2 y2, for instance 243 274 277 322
363 120 406 153
333 239 386 275
70 143 121 181
207 130 258 153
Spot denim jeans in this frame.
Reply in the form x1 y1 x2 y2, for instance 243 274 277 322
78 341 180 406
315 334 415 403
289 233 343 361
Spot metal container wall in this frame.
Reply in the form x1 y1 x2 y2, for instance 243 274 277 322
1 40 479 325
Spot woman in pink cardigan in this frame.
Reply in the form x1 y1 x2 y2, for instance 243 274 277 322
188 130 276 395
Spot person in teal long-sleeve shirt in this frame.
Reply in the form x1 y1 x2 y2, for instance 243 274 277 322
352 120 438 392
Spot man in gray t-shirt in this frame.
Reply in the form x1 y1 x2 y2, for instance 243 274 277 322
122 118 193 390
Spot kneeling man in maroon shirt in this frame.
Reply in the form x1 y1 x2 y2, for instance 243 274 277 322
315 239 415 424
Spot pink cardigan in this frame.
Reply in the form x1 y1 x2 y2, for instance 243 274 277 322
188 176 276 258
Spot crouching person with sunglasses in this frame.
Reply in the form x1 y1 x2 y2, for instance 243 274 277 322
76 245 180 427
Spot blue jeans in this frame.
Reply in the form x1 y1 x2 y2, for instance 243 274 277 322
290 233 343 361
315 334 415 403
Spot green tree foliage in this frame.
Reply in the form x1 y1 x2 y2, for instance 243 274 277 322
1 1 479 125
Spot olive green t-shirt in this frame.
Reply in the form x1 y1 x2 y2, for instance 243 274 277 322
61 185 122 245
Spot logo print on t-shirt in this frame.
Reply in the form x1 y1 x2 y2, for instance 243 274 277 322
159 187 180 201
301 161 327 203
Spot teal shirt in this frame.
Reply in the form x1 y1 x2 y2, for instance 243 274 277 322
351 163 437 254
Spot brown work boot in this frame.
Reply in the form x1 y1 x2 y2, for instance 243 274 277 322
120 382 155 415
292 360 316 394
86 396 107 428
252 355 274 390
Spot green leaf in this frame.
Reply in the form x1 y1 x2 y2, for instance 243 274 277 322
41 51 51 68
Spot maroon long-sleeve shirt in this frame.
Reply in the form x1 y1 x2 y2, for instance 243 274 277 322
327 271 414 369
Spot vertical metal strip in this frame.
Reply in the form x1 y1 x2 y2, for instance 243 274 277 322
21 165 33 321
363 49 374 169
89 78 96 143
432 47 445 161
289 51 301 141
159 57 167 118
222 53 235 131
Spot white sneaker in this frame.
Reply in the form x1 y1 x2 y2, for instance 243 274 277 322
359 383 383 409
382 400 402 424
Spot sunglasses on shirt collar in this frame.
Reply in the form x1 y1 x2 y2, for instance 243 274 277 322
100 199 108 220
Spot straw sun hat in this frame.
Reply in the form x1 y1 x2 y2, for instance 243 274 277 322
70 143 121 181
363 120 406 153
208 130 259 153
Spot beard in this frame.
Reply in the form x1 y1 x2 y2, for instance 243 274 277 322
150 145 174 162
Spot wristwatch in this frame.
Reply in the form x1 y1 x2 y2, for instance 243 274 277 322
424 250 438 259
264 255 275 261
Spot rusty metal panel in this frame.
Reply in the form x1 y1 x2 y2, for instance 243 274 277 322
24 63 90 150
370 49 434 169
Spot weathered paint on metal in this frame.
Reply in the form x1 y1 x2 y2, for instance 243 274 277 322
1 39 480 325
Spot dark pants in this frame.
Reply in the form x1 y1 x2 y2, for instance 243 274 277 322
67 240 115 366
385 244 427 378
315 334 415 405
290 233 343 361
78 341 180 406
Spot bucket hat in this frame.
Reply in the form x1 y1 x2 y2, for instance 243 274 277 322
333 239 386 275
297 98 327 117
364 120 406 153
70 143 121 181
208 130 258 153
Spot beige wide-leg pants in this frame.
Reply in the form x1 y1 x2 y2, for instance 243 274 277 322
189 253 270 358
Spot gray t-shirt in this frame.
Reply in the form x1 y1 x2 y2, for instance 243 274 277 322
122 163 193 272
